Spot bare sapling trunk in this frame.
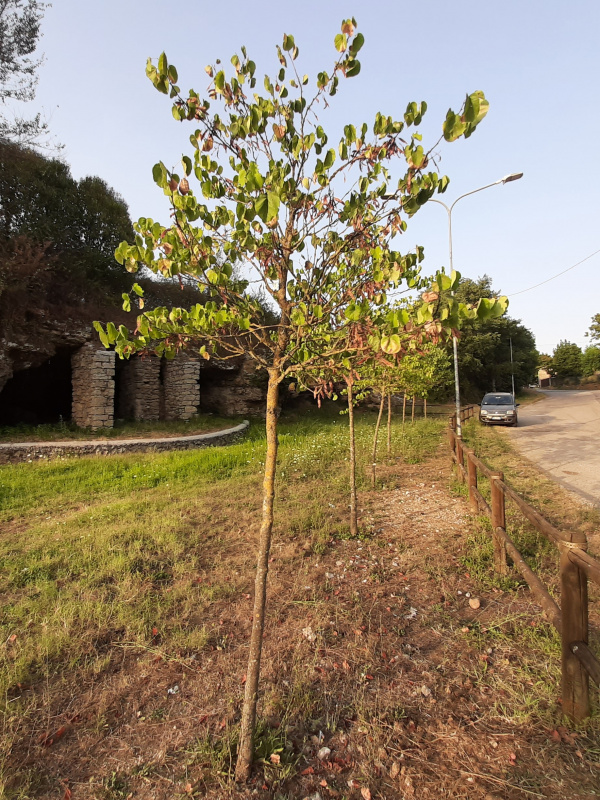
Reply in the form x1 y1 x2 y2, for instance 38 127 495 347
235 369 280 782
386 392 392 457
424 397 427 419
347 381 358 537
411 395 416 423
371 393 385 488
402 393 407 426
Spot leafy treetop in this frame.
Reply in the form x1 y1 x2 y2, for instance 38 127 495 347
101 21 504 373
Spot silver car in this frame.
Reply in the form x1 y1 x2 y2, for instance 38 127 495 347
479 392 519 426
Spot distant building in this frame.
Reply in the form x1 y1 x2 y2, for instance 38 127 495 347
538 368 552 388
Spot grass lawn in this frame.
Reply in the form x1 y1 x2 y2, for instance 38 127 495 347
1 407 598 799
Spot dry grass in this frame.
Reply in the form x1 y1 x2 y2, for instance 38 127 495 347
0 409 598 799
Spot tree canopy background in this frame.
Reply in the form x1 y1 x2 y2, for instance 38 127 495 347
449 275 538 398
0 140 135 306
0 0 49 145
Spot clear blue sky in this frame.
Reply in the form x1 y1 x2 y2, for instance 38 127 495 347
29 0 600 355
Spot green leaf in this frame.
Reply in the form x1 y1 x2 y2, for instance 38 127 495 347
350 33 364 54
381 334 401 354
282 33 295 51
152 162 167 187
345 59 361 78
158 52 168 76
255 195 268 222
106 322 118 344
132 283 144 297
334 33 348 52
93 320 110 349
267 191 280 222
442 110 466 142
122 293 131 312
323 149 335 169
214 71 225 92
182 155 192 176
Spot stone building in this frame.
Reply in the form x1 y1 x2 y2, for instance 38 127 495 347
0 325 266 429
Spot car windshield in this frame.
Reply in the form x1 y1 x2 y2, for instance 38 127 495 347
482 395 513 406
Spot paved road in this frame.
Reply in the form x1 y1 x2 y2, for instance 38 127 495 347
503 390 600 506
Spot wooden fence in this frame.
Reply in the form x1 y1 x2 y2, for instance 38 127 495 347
449 412 600 722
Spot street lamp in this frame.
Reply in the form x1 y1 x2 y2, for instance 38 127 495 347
429 172 523 438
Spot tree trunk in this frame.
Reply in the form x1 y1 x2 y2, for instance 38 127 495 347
411 395 416 423
386 392 392 457
235 369 280 782
402 393 406 426
371 393 385 489
424 397 427 419
347 381 358 537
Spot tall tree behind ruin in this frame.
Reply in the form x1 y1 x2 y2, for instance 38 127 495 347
0 0 49 146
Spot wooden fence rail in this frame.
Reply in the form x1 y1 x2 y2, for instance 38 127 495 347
448 414 600 722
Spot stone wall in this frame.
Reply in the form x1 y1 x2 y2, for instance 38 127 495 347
162 357 201 421
71 344 116 430
0 420 250 464
200 358 265 417
116 356 161 421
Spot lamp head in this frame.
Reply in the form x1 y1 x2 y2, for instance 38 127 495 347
501 172 523 184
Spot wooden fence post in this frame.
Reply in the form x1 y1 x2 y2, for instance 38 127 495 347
466 449 477 511
560 542 590 721
490 472 508 575
448 426 455 456
456 437 465 482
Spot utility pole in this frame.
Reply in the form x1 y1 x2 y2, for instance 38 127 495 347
510 336 516 398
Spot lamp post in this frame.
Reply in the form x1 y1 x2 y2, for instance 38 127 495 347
429 173 523 438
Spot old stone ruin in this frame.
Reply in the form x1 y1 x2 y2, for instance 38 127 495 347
0 328 266 431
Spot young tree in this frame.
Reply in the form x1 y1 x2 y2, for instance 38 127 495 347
0 0 48 145
98 22 505 780
552 340 583 380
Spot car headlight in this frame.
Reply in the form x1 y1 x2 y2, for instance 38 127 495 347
481 409 488 416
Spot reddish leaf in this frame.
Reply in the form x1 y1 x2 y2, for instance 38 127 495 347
39 724 69 747
300 766 314 775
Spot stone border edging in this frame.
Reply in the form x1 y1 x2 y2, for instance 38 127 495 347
0 420 250 464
